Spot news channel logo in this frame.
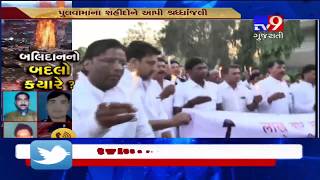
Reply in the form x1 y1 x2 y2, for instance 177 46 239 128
254 15 284 32
253 15 284 41
30 140 72 170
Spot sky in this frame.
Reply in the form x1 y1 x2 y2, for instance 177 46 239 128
72 20 166 49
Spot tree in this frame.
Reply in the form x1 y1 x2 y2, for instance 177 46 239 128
76 47 87 61
122 22 162 48
233 20 304 73
232 20 257 68
160 20 236 68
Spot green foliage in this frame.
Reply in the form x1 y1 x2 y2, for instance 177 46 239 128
234 20 304 73
160 20 304 72
76 47 87 62
122 22 162 48
159 20 236 68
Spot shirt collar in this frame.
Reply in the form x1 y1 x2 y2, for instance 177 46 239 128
221 81 240 90
221 81 229 88
186 79 209 88
268 75 283 84
77 71 125 99
300 80 314 87
77 71 86 82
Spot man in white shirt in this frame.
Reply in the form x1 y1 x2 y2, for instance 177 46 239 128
173 57 219 113
206 69 222 84
166 60 187 85
153 57 175 118
241 67 260 89
72 39 154 138
241 70 250 89
217 64 262 112
127 41 191 137
255 60 292 114
290 64 315 113
247 72 263 99
153 57 177 137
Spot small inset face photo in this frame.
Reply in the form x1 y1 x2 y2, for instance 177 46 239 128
3 91 37 122
4 122 37 138
38 91 72 123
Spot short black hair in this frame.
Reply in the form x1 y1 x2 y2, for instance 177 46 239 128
267 60 285 69
15 92 30 101
47 92 71 102
185 57 206 71
221 64 241 75
157 57 167 64
301 64 315 79
14 123 33 136
170 60 180 65
127 41 161 61
83 39 126 61
249 72 261 82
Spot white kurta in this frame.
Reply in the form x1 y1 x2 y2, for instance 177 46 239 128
154 79 177 137
72 72 155 138
254 76 291 114
290 80 315 113
132 77 171 137
156 79 175 119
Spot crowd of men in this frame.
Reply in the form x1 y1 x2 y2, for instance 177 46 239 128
72 39 316 138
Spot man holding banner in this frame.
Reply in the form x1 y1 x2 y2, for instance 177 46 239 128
178 60 315 138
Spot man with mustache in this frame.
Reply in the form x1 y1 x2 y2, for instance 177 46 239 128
4 92 37 121
217 64 262 112
127 41 191 138
153 57 175 115
152 57 176 137
254 60 292 114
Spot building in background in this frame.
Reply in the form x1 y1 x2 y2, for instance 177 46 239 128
286 21 316 70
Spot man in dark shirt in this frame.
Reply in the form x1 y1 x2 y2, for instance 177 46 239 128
42 91 71 122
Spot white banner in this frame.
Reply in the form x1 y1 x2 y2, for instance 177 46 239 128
180 109 315 138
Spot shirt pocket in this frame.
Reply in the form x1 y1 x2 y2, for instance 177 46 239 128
239 96 248 107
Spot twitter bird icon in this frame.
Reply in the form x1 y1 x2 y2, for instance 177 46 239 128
31 140 72 170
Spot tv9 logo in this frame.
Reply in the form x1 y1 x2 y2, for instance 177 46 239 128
254 16 284 32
